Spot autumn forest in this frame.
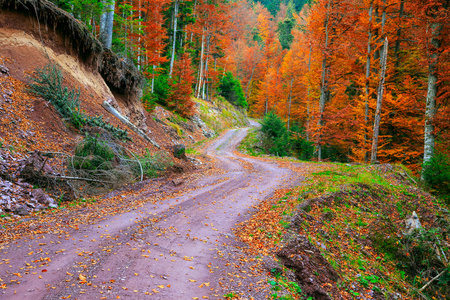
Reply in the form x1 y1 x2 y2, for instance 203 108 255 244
48 0 450 172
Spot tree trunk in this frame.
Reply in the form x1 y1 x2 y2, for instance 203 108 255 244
394 0 405 76
371 38 388 164
203 35 211 100
306 44 312 141
287 78 293 131
169 0 179 77
423 21 443 176
99 0 107 43
317 0 332 162
364 1 374 162
101 0 115 49
196 30 205 98
245 66 255 98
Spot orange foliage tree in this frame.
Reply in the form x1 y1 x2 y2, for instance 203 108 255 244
167 53 196 117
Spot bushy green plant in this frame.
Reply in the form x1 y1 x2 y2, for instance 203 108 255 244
422 152 450 202
153 74 170 105
134 149 171 179
261 111 289 157
28 64 129 140
73 134 115 170
289 124 314 160
218 72 248 108
28 64 81 120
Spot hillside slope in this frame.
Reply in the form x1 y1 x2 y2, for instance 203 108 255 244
0 0 247 215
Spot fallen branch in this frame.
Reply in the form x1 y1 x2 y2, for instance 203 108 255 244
129 151 143 182
48 175 112 184
102 100 160 149
418 269 447 293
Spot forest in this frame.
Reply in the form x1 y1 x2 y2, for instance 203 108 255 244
47 0 449 176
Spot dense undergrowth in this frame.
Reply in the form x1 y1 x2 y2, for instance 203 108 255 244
68 133 171 196
233 149 450 299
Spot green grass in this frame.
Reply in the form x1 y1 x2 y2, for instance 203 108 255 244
237 128 262 156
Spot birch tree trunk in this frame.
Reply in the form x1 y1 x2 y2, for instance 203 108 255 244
202 35 211 100
364 1 374 162
423 21 443 175
100 0 115 49
371 38 388 164
99 0 107 43
169 0 179 78
196 30 205 98
317 0 332 162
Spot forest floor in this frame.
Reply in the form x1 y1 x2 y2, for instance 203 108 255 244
0 124 305 300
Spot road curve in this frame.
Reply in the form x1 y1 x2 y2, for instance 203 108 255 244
0 126 297 299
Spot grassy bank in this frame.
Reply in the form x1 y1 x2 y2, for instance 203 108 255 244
233 159 450 299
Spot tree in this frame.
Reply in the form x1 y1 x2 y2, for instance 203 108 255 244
277 18 295 50
422 0 449 177
167 53 196 117
219 72 248 108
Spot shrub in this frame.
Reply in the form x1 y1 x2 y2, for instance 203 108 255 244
153 74 170 105
28 64 129 140
134 149 171 179
73 134 115 170
218 72 248 109
422 152 450 203
289 124 314 160
260 111 289 157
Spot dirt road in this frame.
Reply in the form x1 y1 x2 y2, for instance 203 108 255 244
0 126 300 299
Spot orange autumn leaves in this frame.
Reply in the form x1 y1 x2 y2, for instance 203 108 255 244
223 0 449 170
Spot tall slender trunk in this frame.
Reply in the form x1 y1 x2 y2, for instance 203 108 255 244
265 96 268 115
287 78 293 131
101 0 115 49
394 0 405 70
151 65 155 93
423 20 443 176
378 0 387 68
306 44 312 141
196 30 205 98
169 0 179 77
245 66 255 98
190 0 198 43
203 35 211 100
317 0 332 162
364 1 374 162
371 38 388 164
99 0 107 43
137 0 141 70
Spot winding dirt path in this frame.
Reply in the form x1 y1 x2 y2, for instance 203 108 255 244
0 126 300 299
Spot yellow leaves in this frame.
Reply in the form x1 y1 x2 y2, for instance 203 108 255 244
198 282 210 288
157 285 165 289
189 279 197 282
134 273 139 276
141 254 149 258
66 272 73 276
183 256 193 261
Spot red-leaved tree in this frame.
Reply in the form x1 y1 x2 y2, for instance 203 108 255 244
167 53 196 117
